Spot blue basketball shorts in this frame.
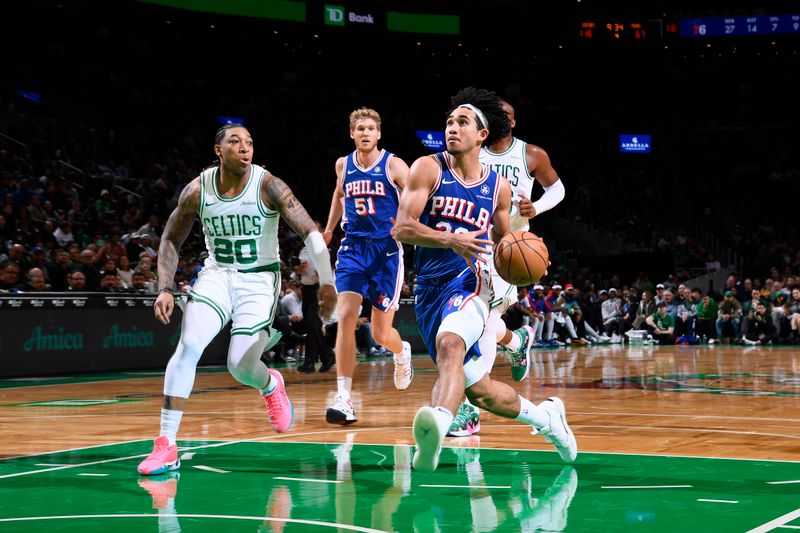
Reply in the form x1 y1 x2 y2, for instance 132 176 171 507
335 235 404 312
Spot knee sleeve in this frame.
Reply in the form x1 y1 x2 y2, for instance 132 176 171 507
227 330 270 389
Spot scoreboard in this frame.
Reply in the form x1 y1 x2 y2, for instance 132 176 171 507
577 19 678 41
578 12 800 42
680 14 800 38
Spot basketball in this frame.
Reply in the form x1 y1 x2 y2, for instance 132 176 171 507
493 231 549 286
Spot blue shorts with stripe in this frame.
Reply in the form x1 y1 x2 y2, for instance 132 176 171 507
414 270 485 364
335 235 404 312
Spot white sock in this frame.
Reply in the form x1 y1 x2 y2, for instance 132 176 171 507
159 408 183 446
514 396 550 429
393 350 408 363
432 406 454 436
504 330 522 352
261 374 278 396
337 377 353 397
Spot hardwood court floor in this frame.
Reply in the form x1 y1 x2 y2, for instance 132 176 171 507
1 345 800 531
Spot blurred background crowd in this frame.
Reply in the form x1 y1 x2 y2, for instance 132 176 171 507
1 0 798 352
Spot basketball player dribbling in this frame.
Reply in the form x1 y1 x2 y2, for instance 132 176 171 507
448 98 566 437
137 124 337 475
322 108 414 425
394 87 576 472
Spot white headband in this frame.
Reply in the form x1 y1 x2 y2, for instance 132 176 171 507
458 104 489 131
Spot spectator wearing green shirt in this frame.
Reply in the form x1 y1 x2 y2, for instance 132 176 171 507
645 302 675 345
695 292 718 342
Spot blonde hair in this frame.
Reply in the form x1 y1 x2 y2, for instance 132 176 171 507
349 107 381 130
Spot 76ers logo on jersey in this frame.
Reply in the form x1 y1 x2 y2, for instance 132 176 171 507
447 294 464 310
378 292 391 308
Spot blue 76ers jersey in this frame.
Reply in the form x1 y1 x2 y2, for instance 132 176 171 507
341 149 400 239
414 152 500 283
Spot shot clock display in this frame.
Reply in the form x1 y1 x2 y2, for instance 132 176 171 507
680 13 800 38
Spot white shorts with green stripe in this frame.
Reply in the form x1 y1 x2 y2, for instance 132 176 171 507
187 263 280 336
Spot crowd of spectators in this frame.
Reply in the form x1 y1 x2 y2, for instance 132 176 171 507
504 273 800 347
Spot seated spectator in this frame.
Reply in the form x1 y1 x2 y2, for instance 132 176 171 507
601 288 623 343
675 289 698 338
67 270 86 291
788 287 800 344
125 270 152 293
47 249 72 290
716 290 743 342
694 292 718 342
117 255 134 288
743 302 778 345
24 267 49 292
770 292 790 342
138 234 157 259
0 262 23 292
77 248 101 290
53 220 75 247
572 306 609 344
741 289 768 342
632 290 656 330
645 302 676 345
98 269 121 292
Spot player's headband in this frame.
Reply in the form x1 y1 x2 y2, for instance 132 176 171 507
458 104 489 132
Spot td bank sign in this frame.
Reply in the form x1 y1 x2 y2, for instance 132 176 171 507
324 5 375 26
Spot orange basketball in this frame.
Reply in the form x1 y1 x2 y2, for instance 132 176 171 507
493 231 549 286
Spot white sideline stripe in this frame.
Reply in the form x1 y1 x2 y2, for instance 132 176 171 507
274 476 341 484
0 513 387 532
0 428 408 479
180 452 195 461
602 485 693 489
747 507 800 533
193 465 230 474
768 480 800 485
776 525 800 529
0 439 148 462
35 463 73 467
77 473 108 477
578 425 800 440
421 484 511 489
698 499 738 504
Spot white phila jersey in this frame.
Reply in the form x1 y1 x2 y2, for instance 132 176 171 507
480 137 534 232
197 164 280 270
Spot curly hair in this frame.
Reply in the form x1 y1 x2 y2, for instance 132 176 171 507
448 87 511 146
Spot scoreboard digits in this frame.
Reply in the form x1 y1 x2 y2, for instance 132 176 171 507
680 13 800 38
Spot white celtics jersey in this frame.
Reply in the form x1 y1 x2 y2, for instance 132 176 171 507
480 137 534 232
198 164 280 270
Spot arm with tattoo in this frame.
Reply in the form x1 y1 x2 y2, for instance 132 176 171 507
263 172 337 319
263 173 317 238
157 178 200 291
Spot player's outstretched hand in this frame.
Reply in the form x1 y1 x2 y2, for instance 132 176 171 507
451 229 493 272
154 291 175 325
518 194 535 218
318 283 337 321
322 229 334 245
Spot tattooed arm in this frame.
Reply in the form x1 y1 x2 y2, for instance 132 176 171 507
263 173 337 319
154 177 200 325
